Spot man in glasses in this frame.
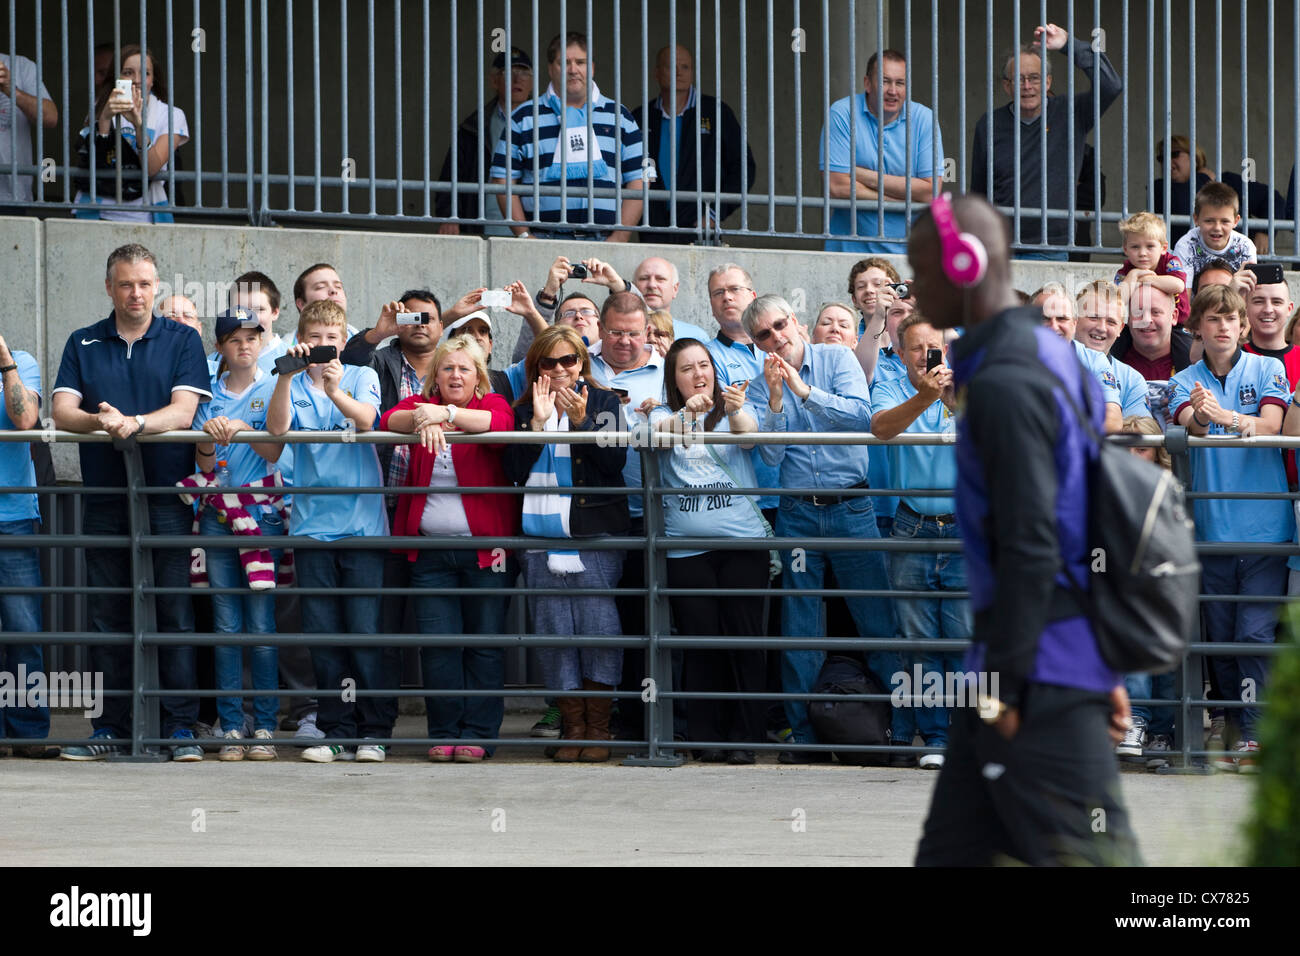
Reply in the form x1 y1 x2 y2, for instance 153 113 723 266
437 46 534 236
970 21 1121 260
742 294 894 765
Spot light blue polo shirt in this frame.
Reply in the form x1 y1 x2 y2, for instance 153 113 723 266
1074 340 1122 407
285 364 388 540
870 374 957 516
192 370 281 489
0 350 40 522
671 318 711 344
1106 351 1152 419
704 334 778 509
1170 351 1292 543
819 94 942 254
589 348 665 519
650 409 768 558
867 348 908 521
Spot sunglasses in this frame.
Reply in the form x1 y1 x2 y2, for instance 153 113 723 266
538 353 581 371
752 316 790 343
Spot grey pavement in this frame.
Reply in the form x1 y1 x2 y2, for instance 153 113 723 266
0 714 1253 866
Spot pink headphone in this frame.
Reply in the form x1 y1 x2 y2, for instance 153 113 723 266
930 193 988 288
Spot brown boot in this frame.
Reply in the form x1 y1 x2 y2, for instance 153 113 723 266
578 680 614 762
553 697 586 762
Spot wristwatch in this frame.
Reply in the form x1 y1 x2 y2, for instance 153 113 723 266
445 403 457 425
0 363 17 374
1231 412 1240 432
134 414 146 434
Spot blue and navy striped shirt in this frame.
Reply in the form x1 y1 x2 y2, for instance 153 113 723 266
490 88 643 226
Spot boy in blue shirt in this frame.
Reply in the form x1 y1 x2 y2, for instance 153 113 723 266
1172 284 1292 772
266 299 393 763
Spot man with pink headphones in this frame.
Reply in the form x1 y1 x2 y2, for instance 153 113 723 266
908 193 1141 866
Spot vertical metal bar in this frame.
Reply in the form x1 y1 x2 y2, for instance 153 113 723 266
192 0 203 208
503 0 511 227
1239 0 1247 239
340 0 349 214
985 0 992 203
613 0 623 236
866 0 875 238
739 0 748 231
312 0 321 210
34 0 43 201
903 0 913 241
113 0 121 206
448 0 456 224
139 0 149 208
166 0 177 212
1214 0 1222 180
421 0 428 217
286 0 295 211
931 0 939 204
559 0 567 229
585 0 594 230
1147 0 1154 228
260 0 269 219
1121 0 1129 218
669 1 678 232
1012 0 1021 245
60 0 70 204
958 0 965 191
1162 0 1171 237
1267 0 1275 250
820 0 830 236
792 0 803 235
717 0 724 240
367 0 376 215
765 0 775 232
244 0 254 221
476 0 484 222
1094 0 1101 245
6 2 15 199
1187 0 1196 228
1038 0 1047 248
1066 0 1075 252
220 0 229 208
1294 0 1298 235
693 0 702 239
530 0 539 228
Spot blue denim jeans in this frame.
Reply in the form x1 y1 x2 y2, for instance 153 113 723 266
888 507 972 747
410 548 508 746
1199 553 1287 739
777 495 896 745
1016 249 1070 261
83 496 197 737
200 509 283 732
1123 671 1176 737
296 546 391 739
0 518 48 739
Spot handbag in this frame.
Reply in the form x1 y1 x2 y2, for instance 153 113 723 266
73 125 147 199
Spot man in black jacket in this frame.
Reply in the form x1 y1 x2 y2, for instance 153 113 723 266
436 47 534 236
631 45 755 243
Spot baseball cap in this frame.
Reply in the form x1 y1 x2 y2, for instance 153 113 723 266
441 310 492 342
492 46 533 71
214 307 263 339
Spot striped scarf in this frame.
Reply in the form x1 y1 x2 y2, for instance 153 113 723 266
520 409 584 574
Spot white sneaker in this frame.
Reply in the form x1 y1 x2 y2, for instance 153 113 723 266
246 728 277 761
1116 718 1146 759
294 712 325 740
301 744 356 763
918 752 945 770
356 740 387 763
218 729 246 762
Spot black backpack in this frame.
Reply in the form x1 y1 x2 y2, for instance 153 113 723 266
807 655 891 766
1053 370 1200 674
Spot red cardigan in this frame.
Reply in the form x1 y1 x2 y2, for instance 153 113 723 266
380 392 519 568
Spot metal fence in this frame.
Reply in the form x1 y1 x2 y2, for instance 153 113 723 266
0 426 1293 771
2 1 1298 255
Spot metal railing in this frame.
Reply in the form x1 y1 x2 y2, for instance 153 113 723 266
2 1 1297 255
0 426 1294 771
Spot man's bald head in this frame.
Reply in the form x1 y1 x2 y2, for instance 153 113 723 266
655 44 693 96
907 194 1014 329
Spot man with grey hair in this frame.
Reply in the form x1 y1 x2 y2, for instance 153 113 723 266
970 21 1121 259
742 293 897 764
631 255 708 341
54 243 211 761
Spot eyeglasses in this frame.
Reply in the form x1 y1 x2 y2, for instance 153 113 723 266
752 317 791 343
560 308 599 320
709 284 753 299
538 353 581 371
603 327 646 340
1008 73 1042 86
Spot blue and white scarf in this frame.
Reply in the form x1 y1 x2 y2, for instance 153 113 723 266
521 409 585 574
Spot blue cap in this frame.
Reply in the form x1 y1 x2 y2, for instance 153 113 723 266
214 307 262 339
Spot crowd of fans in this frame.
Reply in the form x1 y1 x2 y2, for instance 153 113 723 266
1 23 1296 774
3 22 1296 254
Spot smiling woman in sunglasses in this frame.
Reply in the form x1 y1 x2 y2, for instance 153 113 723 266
503 326 630 762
